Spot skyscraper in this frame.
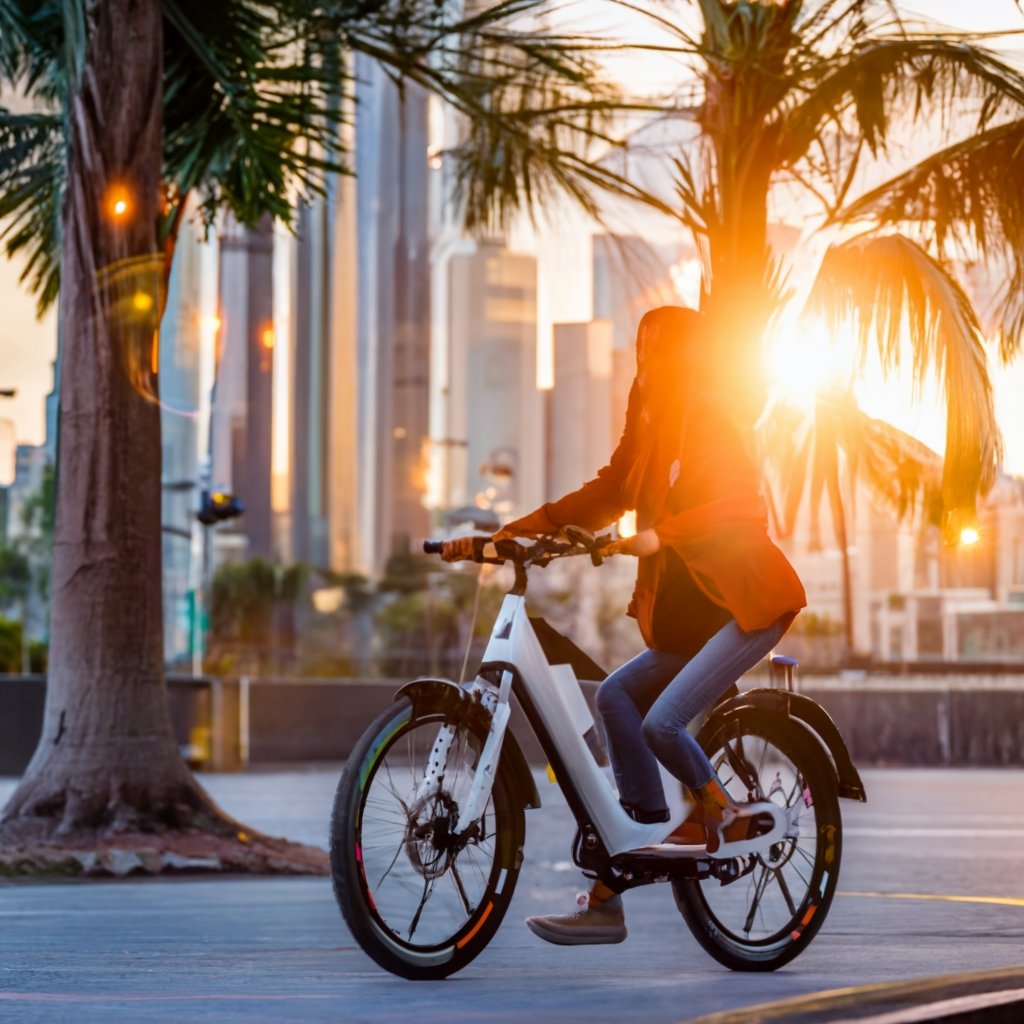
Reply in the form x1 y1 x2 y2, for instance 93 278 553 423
211 216 275 559
547 321 614 501
443 243 543 519
354 57 433 570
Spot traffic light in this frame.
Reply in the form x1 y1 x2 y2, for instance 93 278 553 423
197 490 244 526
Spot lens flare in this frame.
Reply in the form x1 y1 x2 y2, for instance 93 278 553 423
618 510 637 539
105 184 133 222
960 527 980 546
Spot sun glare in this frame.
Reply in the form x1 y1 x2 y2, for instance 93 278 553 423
618 510 637 539
960 527 980 547
767 318 855 409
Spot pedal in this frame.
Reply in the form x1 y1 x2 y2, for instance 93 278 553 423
621 842 706 858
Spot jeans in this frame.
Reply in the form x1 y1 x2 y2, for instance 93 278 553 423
594 616 788 817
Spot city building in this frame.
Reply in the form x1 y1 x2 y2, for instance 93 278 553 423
287 181 359 572
440 243 543 522
210 216 275 560
3 443 47 545
546 320 614 502
354 57 432 570
159 219 209 665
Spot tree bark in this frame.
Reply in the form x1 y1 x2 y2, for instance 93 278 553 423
827 465 854 666
0 1 323 875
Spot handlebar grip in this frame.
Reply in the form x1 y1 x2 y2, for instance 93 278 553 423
423 540 445 555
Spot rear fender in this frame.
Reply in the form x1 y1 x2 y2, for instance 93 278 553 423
701 688 866 802
394 677 541 810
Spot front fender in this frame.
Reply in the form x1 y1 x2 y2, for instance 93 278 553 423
704 688 866 802
394 677 541 810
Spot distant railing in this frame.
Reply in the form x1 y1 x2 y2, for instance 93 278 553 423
3 669 1024 775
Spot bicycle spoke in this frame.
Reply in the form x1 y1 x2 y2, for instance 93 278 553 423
755 738 768 795
742 864 773 934
375 836 408 891
407 875 434 939
382 760 411 814
449 860 474 915
773 865 799 917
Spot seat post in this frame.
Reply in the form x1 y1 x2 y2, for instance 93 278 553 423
769 654 798 693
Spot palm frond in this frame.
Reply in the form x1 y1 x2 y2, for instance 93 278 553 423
341 2 674 233
806 232 1002 539
833 118 1024 359
162 0 352 234
0 108 63 313
835 392 943 522
782 36 1024 168
762 387 943 554
0 1 65 101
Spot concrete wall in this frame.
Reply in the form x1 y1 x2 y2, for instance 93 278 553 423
2 674 1023 776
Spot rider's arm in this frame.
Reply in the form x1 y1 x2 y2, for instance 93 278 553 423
503 382 639 537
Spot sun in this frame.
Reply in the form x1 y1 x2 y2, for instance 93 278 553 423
765 316 856 410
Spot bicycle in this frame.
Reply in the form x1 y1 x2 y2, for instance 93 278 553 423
330 529 866 979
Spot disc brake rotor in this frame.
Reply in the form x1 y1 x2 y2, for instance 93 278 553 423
403 791 458 880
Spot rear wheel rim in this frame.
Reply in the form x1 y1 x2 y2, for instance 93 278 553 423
693 726 834 949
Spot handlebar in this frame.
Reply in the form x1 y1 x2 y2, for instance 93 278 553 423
422 528 612 569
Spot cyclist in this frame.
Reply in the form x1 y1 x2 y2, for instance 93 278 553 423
443 305 806 945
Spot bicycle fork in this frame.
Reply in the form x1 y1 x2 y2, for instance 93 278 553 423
412 672 513 836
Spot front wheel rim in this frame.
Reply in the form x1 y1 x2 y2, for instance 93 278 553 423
352 710 505 953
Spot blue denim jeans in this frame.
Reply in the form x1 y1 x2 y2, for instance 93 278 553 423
594 616 788 817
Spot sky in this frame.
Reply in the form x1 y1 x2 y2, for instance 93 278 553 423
2 1 1024 484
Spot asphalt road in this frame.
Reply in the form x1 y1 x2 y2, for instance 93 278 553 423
1 766 1023 1023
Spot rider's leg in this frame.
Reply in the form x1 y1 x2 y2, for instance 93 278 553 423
595 647 688 822
640 616 788 849
527 651 685 945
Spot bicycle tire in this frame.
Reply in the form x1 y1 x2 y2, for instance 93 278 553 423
330 697 525 979
673 711 842 971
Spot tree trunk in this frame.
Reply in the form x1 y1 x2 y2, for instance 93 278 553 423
0 0 322 876
827 466 854 666
701 64 777 424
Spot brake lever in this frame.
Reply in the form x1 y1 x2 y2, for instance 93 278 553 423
591 532 613 568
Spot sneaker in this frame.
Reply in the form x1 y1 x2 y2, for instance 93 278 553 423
665 804 706 845
525 892 627 946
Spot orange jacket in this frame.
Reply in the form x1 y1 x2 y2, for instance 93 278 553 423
541 390 806 644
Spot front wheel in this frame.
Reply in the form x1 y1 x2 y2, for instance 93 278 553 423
330 698 525 979
673 712 842 971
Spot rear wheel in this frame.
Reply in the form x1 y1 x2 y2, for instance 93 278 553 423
673 712 841 971
330 698 525 979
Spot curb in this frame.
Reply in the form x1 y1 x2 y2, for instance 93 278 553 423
681 965 1024 1024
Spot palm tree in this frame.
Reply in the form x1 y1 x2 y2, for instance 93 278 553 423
763 388 944 662
0 0 621 871
461 0 1023 533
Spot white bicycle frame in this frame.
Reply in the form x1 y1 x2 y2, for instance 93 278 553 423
417 589 791 860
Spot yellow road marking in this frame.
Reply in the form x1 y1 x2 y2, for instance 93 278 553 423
841 890 1024 908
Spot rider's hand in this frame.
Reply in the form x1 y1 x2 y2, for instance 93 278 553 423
600 528 661 558
440 537 478 563
493 505 558 542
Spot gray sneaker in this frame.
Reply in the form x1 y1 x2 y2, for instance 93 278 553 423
525 892 627 946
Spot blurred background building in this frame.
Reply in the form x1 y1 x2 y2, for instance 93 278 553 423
5 56 1024 675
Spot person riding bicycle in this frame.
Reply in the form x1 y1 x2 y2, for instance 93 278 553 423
443 305 806 945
